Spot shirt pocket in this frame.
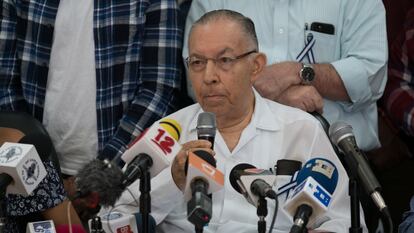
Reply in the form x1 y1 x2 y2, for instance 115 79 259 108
305 30 338 63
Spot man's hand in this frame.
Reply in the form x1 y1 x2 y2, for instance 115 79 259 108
172 140 214 191
277 85 324 113
254 61 302 101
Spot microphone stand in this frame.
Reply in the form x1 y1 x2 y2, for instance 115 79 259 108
140 166 151 233
0 174 12 233
311 112 362 232
124 154 153 233
341 152 363 233
257 197 268 233
0 191 6 233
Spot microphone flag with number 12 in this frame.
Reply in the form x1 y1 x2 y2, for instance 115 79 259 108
121 118 182 178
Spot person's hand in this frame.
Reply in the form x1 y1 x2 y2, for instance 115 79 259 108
171 140 214 191
254 61 302 101
277 85 324 113
63 176 77 198
71 194 101 222
63 176 99 222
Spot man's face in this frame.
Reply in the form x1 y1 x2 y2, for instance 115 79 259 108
187 19 259 120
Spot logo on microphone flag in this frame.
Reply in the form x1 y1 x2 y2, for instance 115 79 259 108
0 145 22 163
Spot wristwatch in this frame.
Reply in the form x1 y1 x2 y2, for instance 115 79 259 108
300 64 315 85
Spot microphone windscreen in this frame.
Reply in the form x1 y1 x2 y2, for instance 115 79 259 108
56 224 87 233
76 159 124 207
296 158 338 194
229 163 256 194
18 133 52 161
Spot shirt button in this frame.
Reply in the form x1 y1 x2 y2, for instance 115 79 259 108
279 28 284 34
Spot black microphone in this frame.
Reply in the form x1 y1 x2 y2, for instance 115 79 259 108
275 159 302 176
122 153 153 187
329 122 387 212
229 163 277 206
197 112 216 149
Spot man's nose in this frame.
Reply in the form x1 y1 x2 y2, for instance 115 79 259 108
203 60 219 84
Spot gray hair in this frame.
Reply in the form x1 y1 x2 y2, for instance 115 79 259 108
190 9 259 49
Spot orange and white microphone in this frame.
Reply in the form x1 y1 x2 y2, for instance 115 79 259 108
121 118 182 185
184 150 224 229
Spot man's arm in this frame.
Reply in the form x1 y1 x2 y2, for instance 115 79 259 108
256 0 387 113
0 0 27 111
100 0 183 160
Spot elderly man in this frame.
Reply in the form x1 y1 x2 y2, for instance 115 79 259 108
107 10 365 232
183 0 387 152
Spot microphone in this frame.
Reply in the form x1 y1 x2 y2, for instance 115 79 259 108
121 118 182 180
90 212 156 233
0 137 47 196
184 150 224 229
197 112 216 149
284 158 339 232
75 159 124 207
91 212 137 233
275 159 302 176
328 122 387 212
229 163 277 206
26 220 56 233
75 118 182 207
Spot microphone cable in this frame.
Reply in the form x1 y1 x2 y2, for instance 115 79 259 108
267 197 279 233
67 201 73 233
105 187 140 233
381 206 393 233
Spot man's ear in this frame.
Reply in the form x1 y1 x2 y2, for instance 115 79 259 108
250 52 267 83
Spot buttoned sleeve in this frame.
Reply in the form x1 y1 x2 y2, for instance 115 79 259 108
0 0 27 111
100 0 183 160
331 0 387 112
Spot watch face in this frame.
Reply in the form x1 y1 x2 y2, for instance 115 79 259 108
302 66 315 83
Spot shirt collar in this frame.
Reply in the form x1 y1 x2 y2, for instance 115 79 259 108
188 88 281 134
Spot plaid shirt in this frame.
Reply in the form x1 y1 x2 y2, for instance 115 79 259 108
383 8 414 137
0 0 183 160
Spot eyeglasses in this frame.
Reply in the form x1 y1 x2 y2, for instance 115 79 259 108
185 50 257 72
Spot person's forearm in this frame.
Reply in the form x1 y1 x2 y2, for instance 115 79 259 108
42 199 83 227
313 63 350 102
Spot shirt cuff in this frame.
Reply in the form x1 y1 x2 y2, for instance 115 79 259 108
331 57 371 108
